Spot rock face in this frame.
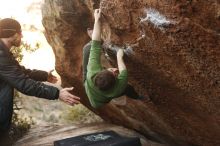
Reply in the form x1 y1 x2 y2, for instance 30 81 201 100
41 0 220 146
15 123 163 146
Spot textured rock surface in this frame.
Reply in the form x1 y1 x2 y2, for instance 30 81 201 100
15 123 162 146
42 0 220 146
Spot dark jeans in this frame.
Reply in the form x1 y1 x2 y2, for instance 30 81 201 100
119 84 140 99
82 42 140 99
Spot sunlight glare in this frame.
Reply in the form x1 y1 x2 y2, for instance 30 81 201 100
0 0 55 71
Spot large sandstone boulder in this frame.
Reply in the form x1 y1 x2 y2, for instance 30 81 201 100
41 0 220 146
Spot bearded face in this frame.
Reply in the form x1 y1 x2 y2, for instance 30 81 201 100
11 32 22 47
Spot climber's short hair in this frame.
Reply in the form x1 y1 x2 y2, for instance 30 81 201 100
94 70 116 91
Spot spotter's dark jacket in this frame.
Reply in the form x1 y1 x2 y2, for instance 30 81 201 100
0 40 59 133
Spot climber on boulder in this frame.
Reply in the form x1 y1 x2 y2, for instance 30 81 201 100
83 9 149 108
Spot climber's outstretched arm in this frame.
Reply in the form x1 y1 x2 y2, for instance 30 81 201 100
92 9 101 41
87 9 102 75
117 49 126 73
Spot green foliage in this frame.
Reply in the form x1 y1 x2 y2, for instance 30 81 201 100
5 92 35 145
62 104 102 124
11 41 40 62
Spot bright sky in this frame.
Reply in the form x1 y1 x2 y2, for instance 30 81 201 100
0 0 55 71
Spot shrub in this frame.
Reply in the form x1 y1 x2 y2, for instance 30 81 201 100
62 104 102 124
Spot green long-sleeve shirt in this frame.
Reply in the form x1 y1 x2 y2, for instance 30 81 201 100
84 40 128 108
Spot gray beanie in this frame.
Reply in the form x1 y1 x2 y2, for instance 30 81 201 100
0 18 21 38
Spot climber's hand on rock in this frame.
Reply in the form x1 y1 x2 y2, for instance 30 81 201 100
59 87 80 106
94 9 101 21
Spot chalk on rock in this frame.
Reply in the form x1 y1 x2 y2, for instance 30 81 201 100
140 8 175 29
